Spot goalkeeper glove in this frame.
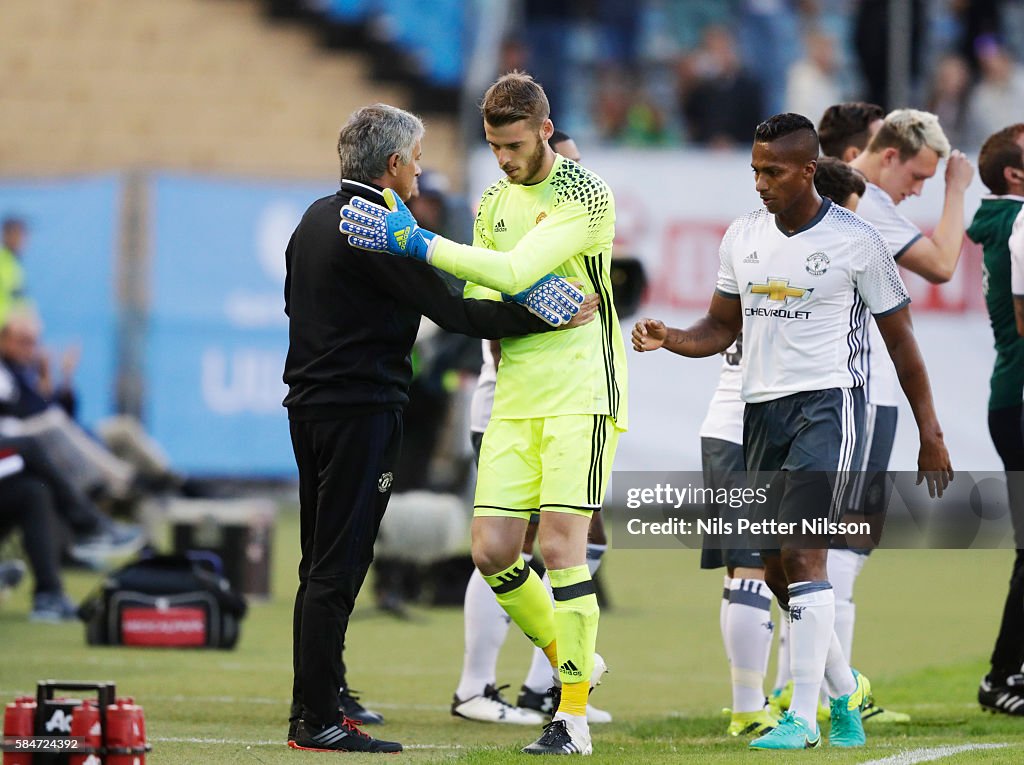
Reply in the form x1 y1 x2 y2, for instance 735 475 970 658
340 187 438 261
503 274 585 327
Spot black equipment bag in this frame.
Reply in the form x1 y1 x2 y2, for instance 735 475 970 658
78 554 248 649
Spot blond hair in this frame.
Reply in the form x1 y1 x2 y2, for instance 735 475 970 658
868 109 951 161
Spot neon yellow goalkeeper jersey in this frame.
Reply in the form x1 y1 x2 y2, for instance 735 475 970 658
430 155 627 428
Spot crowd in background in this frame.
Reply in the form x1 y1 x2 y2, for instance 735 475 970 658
501 0 1024 150
0 218 186 621
3 0 1023 623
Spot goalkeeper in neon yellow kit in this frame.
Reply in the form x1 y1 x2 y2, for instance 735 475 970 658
341 72 626 756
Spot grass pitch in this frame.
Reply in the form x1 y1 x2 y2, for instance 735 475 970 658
2 508 1023 763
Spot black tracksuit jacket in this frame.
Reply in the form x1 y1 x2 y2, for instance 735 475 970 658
283 179 550 419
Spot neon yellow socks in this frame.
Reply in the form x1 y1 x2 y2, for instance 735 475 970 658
549 564 599 709
483 558 555 650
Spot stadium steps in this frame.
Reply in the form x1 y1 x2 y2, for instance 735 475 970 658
0 0 461 180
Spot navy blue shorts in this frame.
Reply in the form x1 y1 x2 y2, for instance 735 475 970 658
699 437 763 570
743 388 865 541
845 403 896 515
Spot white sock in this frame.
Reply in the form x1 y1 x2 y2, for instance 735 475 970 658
827 549 866 662
522 568 557 693
727 578 774 713
553 710 589 735
823 630 856 699
586 543 607 576
787 582 835 732
455 566 512 700
720 575 733 665
773 605 791 691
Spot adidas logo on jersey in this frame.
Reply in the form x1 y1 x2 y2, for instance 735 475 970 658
559 659 583 678
494 218 507 232
743 250 759 263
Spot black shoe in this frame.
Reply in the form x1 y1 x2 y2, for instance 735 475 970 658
522 718 592 755
0 560 26 593
517 685 555 717
288 718 402 753
339 687 385 725
979 674 1024 715
287 719 297 743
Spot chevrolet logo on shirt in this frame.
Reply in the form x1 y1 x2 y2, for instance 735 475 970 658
748 278 812 303
746 278 813 320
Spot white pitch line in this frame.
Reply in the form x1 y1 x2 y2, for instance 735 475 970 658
857 743 1009 765
150 736 462 750
118 693 448 712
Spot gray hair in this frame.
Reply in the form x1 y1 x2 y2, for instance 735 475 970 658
337 104 424 184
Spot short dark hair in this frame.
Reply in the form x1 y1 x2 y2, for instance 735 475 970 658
1 218 25 235
814 157 866 206
978 124 1024 194
754 113 819 150
817 102 885 158
549 129 571 148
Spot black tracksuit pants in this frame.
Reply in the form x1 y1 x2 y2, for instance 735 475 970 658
288 409 402 727
0 472 64 595
989 405 1024 680
2 435 107 536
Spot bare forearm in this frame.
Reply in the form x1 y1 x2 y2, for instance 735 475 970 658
890 336 942 437
661 316 737 357
928 189 967 275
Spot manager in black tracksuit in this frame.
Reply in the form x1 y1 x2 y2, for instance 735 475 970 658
283 104 589 753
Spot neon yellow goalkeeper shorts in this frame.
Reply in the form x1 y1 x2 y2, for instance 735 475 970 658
474 414 621 518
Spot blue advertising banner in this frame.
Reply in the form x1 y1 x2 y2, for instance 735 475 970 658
148 175 327 476
0 175 120 430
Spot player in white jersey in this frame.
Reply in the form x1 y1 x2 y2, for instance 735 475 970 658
705 158 872 738
760 104 969 726
850 110 972 450
700 332 779 737
635 113 952 750
830 109 971 715
452 130 612 726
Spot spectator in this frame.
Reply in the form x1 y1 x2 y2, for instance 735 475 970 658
0 217 29 329
854 0 925 109
736 0 801 115
926 53 972 149
0 310 135 500
966 36 1024 149
785 29 842 124
1 432 143 568
954 0 1004 75
498 35 529 76
523 0 575 121
680 26 766 148
0 444 78 621
594 68 673 146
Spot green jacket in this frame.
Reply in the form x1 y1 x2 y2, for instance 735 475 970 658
0 245 27 328
967 196 1024 410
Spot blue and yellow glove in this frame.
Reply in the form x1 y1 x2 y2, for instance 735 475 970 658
504 274 585 327
340 188 438 261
